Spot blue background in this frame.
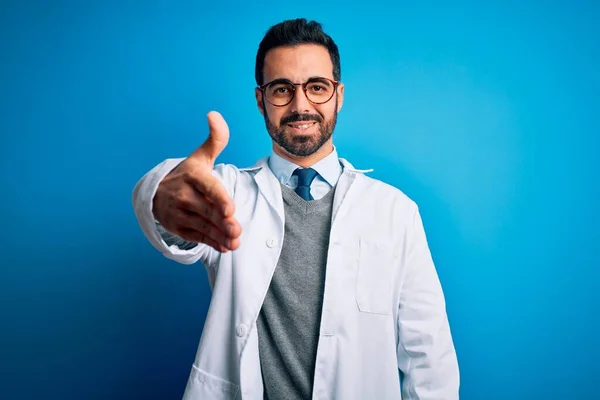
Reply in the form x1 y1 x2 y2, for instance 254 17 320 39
1 1 599 399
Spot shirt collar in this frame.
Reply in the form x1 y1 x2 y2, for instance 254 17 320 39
240 150 373 175
267 146 342 186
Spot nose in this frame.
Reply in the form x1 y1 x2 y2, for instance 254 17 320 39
289 85 312 114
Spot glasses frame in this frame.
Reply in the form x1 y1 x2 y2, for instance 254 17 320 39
257 77 340 107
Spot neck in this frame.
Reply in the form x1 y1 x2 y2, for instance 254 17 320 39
273 140 334 168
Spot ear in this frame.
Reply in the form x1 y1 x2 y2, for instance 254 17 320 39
336 83 345 112
255 88 265 116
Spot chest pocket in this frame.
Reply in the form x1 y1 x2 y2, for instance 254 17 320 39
355 238 397 315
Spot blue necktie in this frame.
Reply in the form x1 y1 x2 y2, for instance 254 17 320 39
293 167 318 200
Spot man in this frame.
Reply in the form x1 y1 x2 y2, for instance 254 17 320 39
132 18 459 400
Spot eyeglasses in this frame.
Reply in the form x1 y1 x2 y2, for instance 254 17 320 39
257 77 339 107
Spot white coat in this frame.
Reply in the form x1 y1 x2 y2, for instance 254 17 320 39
132 156 460 399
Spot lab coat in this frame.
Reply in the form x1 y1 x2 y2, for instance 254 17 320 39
132 156 460 399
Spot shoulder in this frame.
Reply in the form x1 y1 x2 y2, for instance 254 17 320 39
339 156 418 212
211 157 269 195
345 171 421 245
213 157 267 179
355 172 416 206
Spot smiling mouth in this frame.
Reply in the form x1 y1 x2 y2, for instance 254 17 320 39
287 122 317 131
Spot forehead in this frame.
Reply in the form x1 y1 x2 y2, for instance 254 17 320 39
263 44 333 82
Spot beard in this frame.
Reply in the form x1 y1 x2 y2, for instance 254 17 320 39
263 99 338 157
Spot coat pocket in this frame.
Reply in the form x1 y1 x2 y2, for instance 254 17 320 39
182 364 240 400
355 238 396 315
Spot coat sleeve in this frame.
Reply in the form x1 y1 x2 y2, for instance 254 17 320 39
396 205 460 399
131 158 235 270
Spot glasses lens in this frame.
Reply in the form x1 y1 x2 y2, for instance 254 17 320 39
266 82 295 106
305 79 335 104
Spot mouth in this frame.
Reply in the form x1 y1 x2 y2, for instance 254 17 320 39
286 121 317 133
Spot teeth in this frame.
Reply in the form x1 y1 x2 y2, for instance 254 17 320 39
291 123 314 129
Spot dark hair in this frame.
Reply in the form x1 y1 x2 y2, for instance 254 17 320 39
255 18 341 86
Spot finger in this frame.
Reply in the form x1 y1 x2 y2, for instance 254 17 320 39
176 211 233 249
178 228 229 253
181 194 241 238
184 170 235 217
189 111 230 165
223 216 242 239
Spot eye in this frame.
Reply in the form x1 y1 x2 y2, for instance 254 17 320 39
307 81 331 94
268 83 293 96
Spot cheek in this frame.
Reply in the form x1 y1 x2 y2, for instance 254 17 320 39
317 104 336 120
266 106 288 124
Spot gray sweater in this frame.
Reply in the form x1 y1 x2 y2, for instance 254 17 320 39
256 184 335 400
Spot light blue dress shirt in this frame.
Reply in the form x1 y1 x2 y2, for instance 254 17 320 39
268 146 343 200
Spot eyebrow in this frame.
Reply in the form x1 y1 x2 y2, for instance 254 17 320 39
266 76 332 85
266 78 292 86
306 76 330 81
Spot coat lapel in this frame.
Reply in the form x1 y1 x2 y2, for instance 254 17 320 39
240 157 285 225
331 158 373 225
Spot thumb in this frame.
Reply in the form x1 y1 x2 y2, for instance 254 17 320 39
191 111 230 163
